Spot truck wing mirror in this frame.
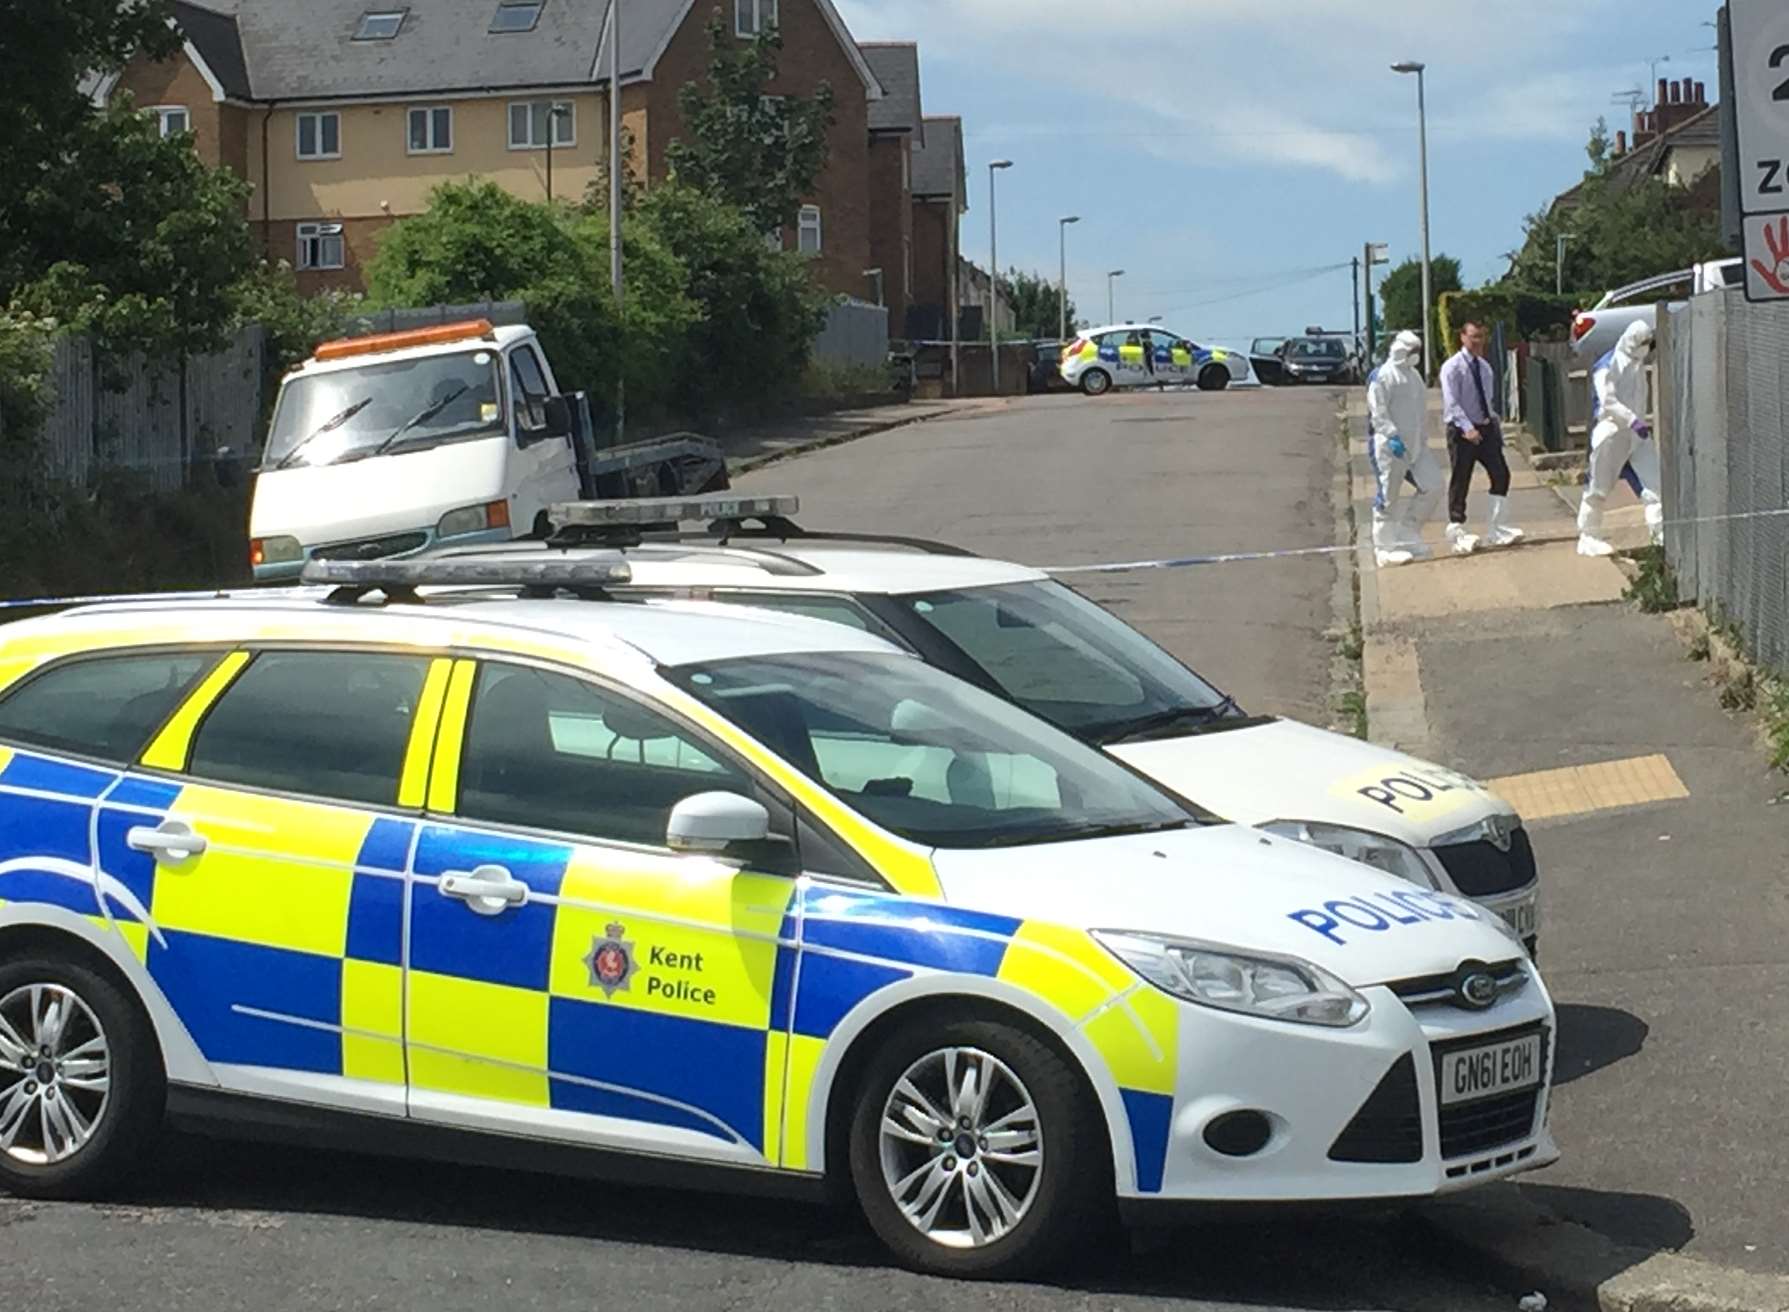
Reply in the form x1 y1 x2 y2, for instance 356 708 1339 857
542 395 573 440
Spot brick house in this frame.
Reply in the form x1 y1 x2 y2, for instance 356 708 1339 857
858 42 922 327
908 114 965 342
98 0 888 298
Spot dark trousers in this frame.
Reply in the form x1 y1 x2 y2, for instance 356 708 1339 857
1446 421 1510 523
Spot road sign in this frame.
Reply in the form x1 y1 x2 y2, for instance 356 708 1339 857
1733 1 1789 300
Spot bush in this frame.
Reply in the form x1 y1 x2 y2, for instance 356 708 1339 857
1439 288 1598 348
0 311 57 471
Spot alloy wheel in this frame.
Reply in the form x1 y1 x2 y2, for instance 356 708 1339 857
0 984 112 1166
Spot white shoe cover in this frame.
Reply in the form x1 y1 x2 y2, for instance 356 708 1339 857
1577 535 1616 557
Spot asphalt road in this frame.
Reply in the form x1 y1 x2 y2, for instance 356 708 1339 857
0 387 1522 1310
738 388 1345 724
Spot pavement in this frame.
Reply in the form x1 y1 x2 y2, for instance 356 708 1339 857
1348 402 1789 1309
712 397 1009 475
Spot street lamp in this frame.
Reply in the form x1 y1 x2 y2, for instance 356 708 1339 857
1058 216 1080 341
988 160 1013 392
544 102 570 202
1391 61 1433 377
1107 269 1125 324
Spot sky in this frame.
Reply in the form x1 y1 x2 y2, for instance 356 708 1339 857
835 0 1723 350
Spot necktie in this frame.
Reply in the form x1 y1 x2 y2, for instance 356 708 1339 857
1469 355 1493 424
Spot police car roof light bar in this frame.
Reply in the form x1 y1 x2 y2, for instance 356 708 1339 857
551 494 802 529
303 554 633 605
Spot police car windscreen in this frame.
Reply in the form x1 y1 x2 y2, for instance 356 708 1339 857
666 652 1194 850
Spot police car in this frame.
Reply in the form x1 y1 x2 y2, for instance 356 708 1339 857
0 557 1554 1277
460 497 1542 951
1059 324 1250 396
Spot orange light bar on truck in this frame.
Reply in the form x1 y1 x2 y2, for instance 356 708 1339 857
312 319 496 363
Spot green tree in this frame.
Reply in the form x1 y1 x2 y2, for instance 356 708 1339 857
13 106 258 358
665 13 837 238
999 270 1077 340
1378 254 1461 349
633 182 829 419
0 0 180 297
1504 121 1729 294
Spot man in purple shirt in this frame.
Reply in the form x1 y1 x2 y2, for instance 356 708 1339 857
1439 320 1524 553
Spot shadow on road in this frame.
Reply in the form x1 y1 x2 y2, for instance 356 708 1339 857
1520 1182 1696 1255
1553 1003 1650 1086
82 1135 1481 1310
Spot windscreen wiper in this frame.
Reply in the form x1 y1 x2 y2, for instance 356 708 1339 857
359 384 470 461
980 818 1197 849
1094 695 1240 745
275 397 373 470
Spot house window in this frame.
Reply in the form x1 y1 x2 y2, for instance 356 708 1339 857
798 205 822 255
408 106 453 154
297 222 346 271
296 111 341 160
354 10 406 40
508 100 574 149
490 0 543 33
735 0 777 36
151 106 190 138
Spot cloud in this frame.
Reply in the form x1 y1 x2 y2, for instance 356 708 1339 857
836 0 1624 185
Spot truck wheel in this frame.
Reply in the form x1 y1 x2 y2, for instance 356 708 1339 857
0 956 164 1200
847 1017 1111 1279
1197 365 1229 391
1080 369 1112 397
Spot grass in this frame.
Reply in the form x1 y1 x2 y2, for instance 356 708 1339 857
1687 628 1711 661
1336 690 1368 740
1764 679 1789 772
1622 545 1682 613
1337 622 1364 662
800 359 895 400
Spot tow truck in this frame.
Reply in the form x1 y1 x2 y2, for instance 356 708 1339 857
246 318 728 582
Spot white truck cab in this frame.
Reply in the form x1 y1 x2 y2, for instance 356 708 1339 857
249 320 580 581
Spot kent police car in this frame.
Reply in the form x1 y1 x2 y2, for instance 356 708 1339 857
445 497 1541 951
0 556 1554 1277
1058 324 1250 396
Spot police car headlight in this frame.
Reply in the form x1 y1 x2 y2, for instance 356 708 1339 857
1260 821 1435 887
1093 932 1369 1028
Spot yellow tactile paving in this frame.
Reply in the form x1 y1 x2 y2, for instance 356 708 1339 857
1487 754 1690 822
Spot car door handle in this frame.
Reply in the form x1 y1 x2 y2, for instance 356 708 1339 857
439 865 529 916
126 820 208 863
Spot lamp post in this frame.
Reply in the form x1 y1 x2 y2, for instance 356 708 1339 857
545 103 570 202
988 160 1013 392
1058 215 1080 341
1555 233 1574 295
1391 61 1433 377
1107 269 1125 324
1362 241 1388 361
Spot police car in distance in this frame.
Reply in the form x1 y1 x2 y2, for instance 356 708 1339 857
444 495 1541 951
0 556 1554 1278
1058 324 1250 396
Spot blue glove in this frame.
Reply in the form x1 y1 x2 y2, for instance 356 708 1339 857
1633 420 1652 440
1385 434 1407 460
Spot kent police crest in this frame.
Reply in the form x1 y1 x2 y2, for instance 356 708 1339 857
585 921 637 997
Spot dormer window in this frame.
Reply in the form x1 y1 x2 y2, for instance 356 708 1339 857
490 0 543 33
354 10 406 40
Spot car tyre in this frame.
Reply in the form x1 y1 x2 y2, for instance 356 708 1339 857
847 1017 1111 1279
1197 365 1229 392
1079 369 1112 397
0 956 164 1200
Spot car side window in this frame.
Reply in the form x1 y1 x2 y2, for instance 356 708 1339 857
0 652 215 763
187 651 432 807
509 345 552 437
458 663 755 849
717 592 881 635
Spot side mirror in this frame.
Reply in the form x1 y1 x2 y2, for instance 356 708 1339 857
667 791 771 855
541 395 573 440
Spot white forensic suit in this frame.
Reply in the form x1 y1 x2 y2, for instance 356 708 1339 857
1366 331 1443 566
1578 320 1663 557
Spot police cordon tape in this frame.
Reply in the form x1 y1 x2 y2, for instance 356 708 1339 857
6 502 1789 611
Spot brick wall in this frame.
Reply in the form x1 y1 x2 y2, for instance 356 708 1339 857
910 198 955 339
257 216 396 296
646 0 873 299
866 135 913 326
112 49 249 176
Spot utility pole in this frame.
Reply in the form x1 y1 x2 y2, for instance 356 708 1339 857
1555 234 1573 295
1107 269 1124 325
609 0 625 444
988 160 1013 393
1392 62 1433 377
1058 216 1081 341
1351 256 1362 352
1362 242 1388 361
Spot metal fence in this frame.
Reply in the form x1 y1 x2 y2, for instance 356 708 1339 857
13 326 266 494
812 297 889 368
1659 290 1789 671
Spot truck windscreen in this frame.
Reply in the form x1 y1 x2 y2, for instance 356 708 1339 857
264 349 505 470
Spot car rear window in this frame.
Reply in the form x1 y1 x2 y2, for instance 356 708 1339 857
0 652 216 763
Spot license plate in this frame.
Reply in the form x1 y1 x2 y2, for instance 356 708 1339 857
1439 1034 1543 1107
1499 896 1537 940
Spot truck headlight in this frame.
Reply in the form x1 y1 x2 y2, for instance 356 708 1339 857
250 535 303 566
1260 820 1435 887
1093 931 1369 1028
437 500 512 539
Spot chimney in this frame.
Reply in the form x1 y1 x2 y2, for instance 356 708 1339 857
1658 77 1669 105
1615 129 1628 155
1695 80 1707 104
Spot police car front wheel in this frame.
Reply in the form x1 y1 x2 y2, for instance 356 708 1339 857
848 1017 1111 1278
0 956 163 1199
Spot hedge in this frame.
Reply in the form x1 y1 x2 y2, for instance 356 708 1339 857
1438 288 1603 349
